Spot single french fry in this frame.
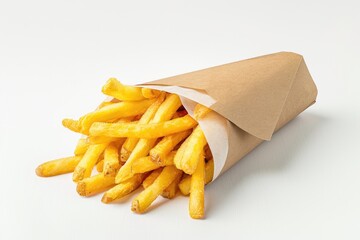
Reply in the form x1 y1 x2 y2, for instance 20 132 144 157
141 88 161 99
76 173 115 197
131 151 175 174
189 152 205 219
175 125 207 175
102 78 145 101
90 114 197 139
72 143 108 182
194 103 212 120
74 138 90 156
131 166 182 213
89 119 135 144
103 142 122 176
62 118 81 133
161 172 182 199
101 174 146 203
120 93 166 162
173 134 191 171
115 94 182 183
96 159 104 172
178 158 214 195
142 168 163 189
79 98 155 133
35 156 82 177
149 130 191 165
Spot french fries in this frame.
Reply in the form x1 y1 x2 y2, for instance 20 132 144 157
161 172 182 199
102 78 145 101
120 93 166 162
96 159 104 172
142 168 163 189
149 130 191 165
141 88 161 99
77 173 115 197
178 158 214 195
115 94 182 183
103 142 122 176
89 114 197 138
189 151 205 219
74 138 90 156
73 143 108 182
71 99 155 134
174 125 207 175
194 103 212 120
131 166 182 213
131 151 175 174
36 80 215 219
102 174 146 203
36 156 82 177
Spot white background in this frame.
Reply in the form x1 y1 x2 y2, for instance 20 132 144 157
1 0 359 239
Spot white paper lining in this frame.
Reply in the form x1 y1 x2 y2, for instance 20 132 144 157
138 84 229 180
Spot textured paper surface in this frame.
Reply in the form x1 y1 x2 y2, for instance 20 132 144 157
139 52 318 179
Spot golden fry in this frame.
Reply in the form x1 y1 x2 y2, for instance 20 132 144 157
141 88 161 99
79 98 155 133
131 151 175 174
161 172 182 199
62 118 81 133
194 103 212 120
189 152 205 219
102 78 145 101
103 142 122 176
120 93 166 162
89 118 133 144
173 134 191 171
72 143 108 182
178 158 214 195
101 174 146 203
149 130 191 165
90 114 197 139
175 125 207 175
35 156 82 177
76 173 115 197
131 166 182 213
74 138 90 156
96 159 104 172
142 168 163 189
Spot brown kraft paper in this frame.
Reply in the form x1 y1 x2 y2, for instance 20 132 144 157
141 52 318 177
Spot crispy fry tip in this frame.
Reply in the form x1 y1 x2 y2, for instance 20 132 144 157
76 182 86 196
72 168 85 182
101 194 112 204
131 200 141 213
35 166 44 177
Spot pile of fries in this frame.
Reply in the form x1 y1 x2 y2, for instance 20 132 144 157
36 78 214 219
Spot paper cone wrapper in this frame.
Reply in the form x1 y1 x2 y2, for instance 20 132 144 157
137 52 318 180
